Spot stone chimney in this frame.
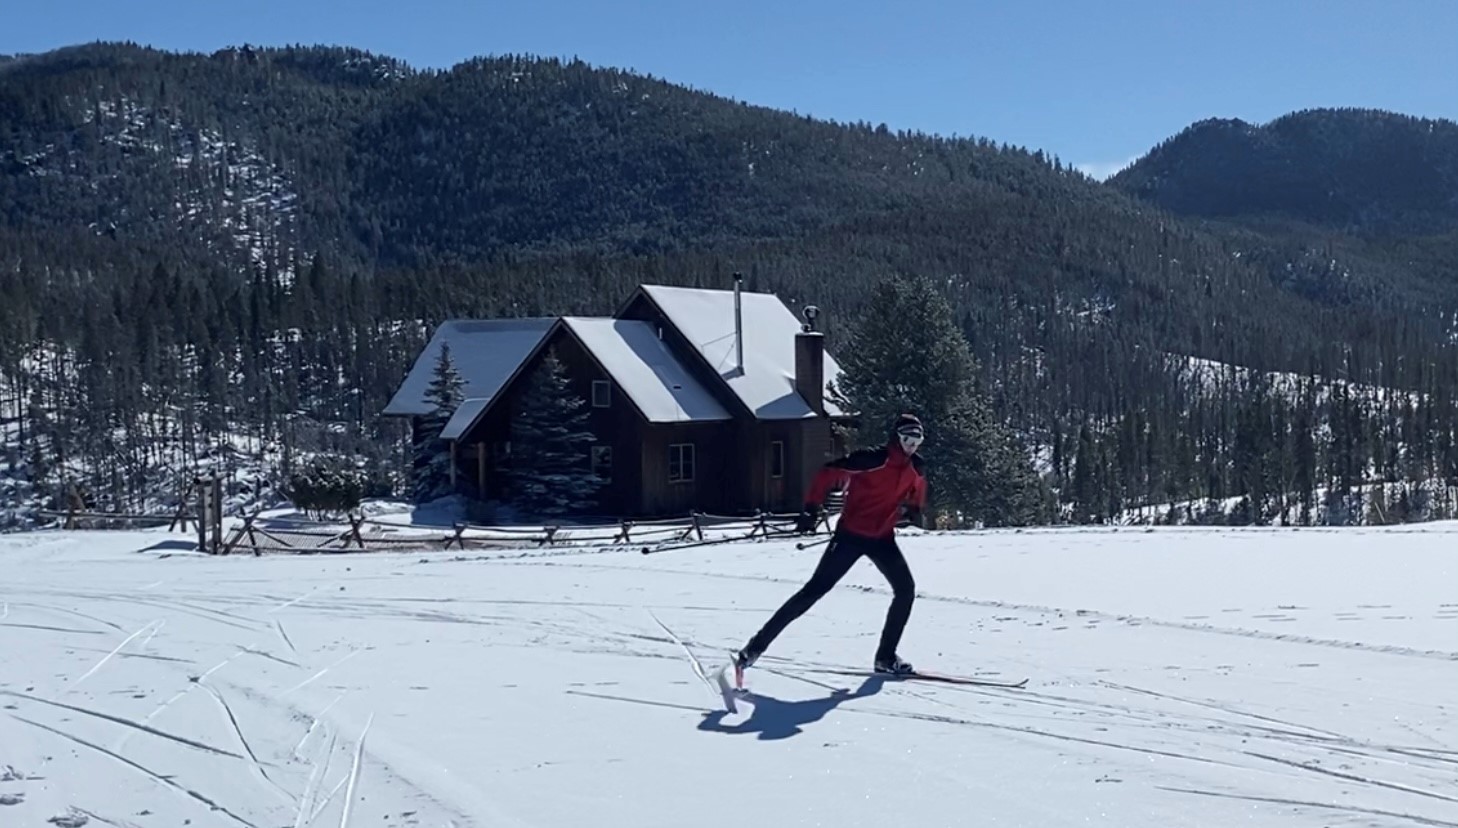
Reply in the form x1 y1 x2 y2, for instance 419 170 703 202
794 304 824 415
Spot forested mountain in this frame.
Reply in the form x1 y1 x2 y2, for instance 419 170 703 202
3 42 1457 527
1108 108 1458 335
1109 109 1458 235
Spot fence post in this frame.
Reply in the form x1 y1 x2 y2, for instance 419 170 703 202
210 476 223 554
169 480 191 533
193 475 224 554
755 511 769 538
64 482 81 530
445 523 467 550
222 510 258 556
194 476 211 553
346 513 366 549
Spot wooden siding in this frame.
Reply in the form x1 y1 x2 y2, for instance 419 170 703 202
546 331 646 515
455 327 647 515
755 418 835 513
637 422 735 515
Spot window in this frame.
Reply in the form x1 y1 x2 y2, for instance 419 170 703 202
770 441 785 479
592 380 611 408
668 443 695 483
592 446 613 480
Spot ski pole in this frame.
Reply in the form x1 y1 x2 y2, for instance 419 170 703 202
640 528 801 555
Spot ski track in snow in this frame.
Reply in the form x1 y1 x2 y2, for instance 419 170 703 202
69 620 164 689
505 558 1458 662
6 714 262 828
198 679 298 808
0 525 1454 827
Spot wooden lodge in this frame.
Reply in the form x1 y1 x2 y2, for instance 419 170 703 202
382 280 853 517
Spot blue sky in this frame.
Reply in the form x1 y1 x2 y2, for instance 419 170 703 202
6 0 1456 178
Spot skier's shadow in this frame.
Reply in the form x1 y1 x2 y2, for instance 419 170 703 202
697 676 886 741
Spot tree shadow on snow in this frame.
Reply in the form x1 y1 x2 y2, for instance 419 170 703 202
698 676 886 741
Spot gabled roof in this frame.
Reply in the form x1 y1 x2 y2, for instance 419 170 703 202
632 284 847 420
382 318 555 417
439 397 491 441
562 318 732 423
417 316 731 441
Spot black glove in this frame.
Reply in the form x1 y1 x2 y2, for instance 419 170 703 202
795 504 821 534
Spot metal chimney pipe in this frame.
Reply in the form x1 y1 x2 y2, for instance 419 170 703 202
733 272 744 372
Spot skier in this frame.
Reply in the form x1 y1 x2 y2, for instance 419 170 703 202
733 413 928 681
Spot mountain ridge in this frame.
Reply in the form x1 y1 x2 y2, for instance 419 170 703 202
1109 107 1458 235
3 41 1456 527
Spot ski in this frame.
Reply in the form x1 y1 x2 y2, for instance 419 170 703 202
805 667 1028 689
900 671 1028 689
712 662 742 713
648 611 744 714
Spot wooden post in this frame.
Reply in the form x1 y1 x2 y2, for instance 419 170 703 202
194 475 224 554
210 476 223 554
195 476 211 553
346 513 366 549
223 510 258 556
169 480 191 533
64 482 81 530
477 442 487 493
445 523 467 550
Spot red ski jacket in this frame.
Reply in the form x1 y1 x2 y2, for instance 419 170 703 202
805 441 927 540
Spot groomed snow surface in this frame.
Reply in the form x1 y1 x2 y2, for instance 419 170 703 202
1 524 1454 827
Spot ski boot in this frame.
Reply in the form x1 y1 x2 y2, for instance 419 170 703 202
732 647 759 689
874 654 915 676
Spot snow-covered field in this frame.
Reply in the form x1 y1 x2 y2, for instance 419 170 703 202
1 524 1454 827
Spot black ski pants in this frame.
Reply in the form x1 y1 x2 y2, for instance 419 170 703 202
746 529 915 663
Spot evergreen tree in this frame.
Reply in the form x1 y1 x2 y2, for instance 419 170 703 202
507 348 604 518
411 341 465 503
829 274 1046 526
1071 422 1098 523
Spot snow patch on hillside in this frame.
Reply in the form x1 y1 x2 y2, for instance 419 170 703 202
23 96 303 283
341 53 410 81
1172 353 1421 405
173 125 299 278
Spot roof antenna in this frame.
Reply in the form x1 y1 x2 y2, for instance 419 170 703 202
733 271 744 373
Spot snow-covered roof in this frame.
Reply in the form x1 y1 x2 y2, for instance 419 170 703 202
636 285 846 420
439 398 492 441
562 318 732 423
382 318 555 417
